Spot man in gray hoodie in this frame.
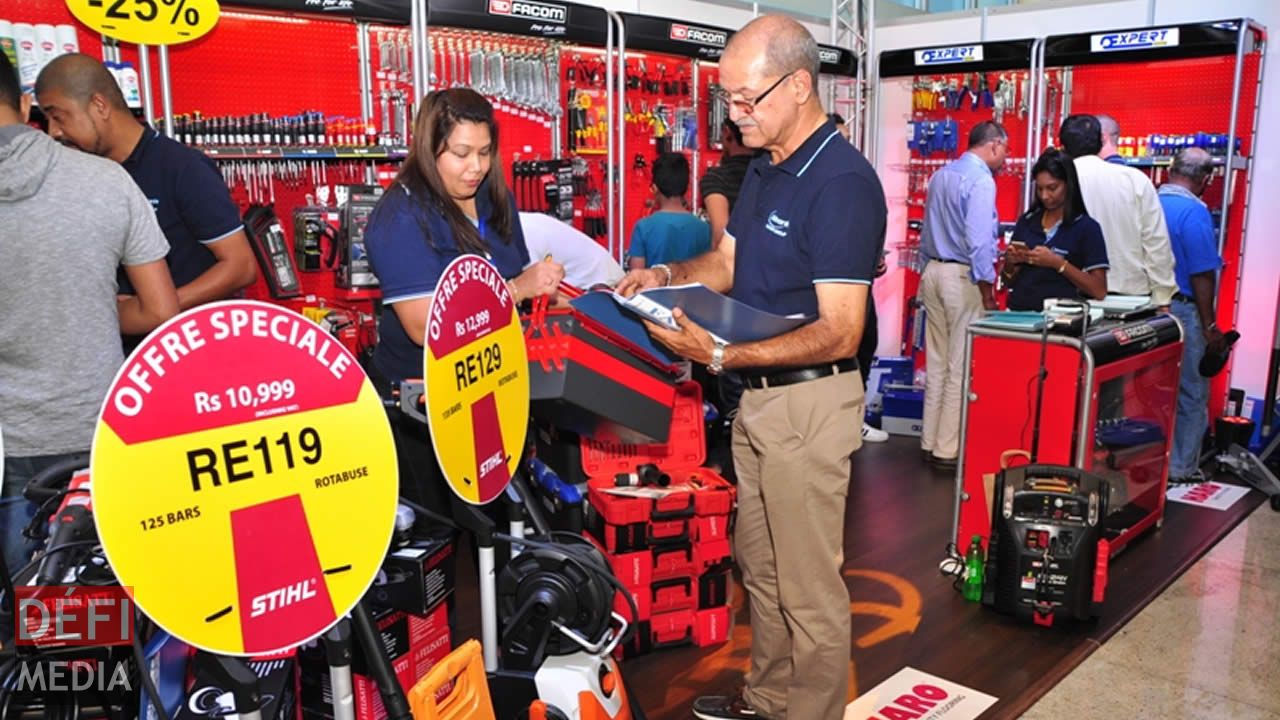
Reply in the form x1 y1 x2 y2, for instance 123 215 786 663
0 52 177 592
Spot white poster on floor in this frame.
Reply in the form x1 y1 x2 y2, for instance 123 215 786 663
845 667 998 720
1166 481 1252 511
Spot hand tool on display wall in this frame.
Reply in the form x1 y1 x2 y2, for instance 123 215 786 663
164 111 378 149
1019 72 1030 120
707 84 727 149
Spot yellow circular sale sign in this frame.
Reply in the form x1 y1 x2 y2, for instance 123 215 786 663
424 255 529 505
91 301 398 656
67 0 220 46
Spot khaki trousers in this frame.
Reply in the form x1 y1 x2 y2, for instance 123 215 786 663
733 371 862 720
919 261 983 460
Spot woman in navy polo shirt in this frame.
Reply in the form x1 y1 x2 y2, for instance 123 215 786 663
1003 148 1109 311
364 88 563 511
365 88 564 387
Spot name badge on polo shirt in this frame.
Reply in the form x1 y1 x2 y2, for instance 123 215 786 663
765 210 791 238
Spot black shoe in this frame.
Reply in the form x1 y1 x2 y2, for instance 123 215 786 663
929 453 958 469
693 690 765 720
1169 469 1208 485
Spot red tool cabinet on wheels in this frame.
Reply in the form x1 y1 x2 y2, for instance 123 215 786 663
953 312 1183 559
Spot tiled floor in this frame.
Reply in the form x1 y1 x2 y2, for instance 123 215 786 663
1023 503 1280 719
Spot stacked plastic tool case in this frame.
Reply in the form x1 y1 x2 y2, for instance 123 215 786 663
578 383 736 659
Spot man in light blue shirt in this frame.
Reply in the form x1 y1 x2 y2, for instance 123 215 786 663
1160 147 1225 482
919 121 1006 466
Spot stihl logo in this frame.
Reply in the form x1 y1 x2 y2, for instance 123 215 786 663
249 579 318 618
670 24 726 47
489 0 567 24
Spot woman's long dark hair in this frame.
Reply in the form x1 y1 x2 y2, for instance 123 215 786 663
395 88 513 254
1027 148 1089 225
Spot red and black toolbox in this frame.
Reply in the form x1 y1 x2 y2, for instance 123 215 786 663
584 383 736 557
574 381 738 659
523 298 682 444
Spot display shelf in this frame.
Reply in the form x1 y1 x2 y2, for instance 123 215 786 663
1121 154 1247 170
1094 441 1166 471
201 145 409 161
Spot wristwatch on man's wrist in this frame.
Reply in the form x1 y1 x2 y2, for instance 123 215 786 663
708 339 728 375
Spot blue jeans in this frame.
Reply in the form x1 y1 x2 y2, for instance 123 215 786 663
1170 301 1209 477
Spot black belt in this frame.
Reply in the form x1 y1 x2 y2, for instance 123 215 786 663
1172 292 1194 303
740 358 859 390
931 258 969 265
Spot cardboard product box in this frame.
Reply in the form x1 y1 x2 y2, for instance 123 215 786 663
882 384 926 437
175 649 298 720
300 603 451 720
867 356 914 415
366 530 456 617
881 416 924 437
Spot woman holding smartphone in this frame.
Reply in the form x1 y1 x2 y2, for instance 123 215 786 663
1003 148 1109 311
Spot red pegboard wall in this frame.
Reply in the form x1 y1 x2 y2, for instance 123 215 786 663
1069 56 1256 154
1071 53 1261 418
166 11 362 120
620 51 721 259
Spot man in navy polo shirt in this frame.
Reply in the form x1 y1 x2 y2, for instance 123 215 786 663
35 54 256 348
618 15 885 720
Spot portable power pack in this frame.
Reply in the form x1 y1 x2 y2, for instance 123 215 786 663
336 185 383 289
983 464 1110 627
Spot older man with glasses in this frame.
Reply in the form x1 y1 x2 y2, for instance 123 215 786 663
617 14 886 720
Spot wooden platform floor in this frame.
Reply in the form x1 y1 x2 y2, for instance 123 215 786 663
618 436 1266 719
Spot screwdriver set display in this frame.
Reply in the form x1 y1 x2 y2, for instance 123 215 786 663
159 110 378 148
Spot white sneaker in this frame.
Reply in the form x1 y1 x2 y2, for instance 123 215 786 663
862 423 889 443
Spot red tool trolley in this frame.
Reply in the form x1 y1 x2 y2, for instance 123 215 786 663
952 311 1183 558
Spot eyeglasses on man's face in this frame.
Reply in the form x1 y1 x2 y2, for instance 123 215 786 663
713 71 795 115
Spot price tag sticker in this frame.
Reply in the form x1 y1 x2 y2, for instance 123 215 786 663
424 255 529 505
66 0 220 46
91 301 398 656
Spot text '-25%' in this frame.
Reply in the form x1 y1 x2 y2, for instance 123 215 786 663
193 380 296 414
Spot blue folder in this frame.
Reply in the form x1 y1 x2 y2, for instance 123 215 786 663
568 292 682 367
615 284 813 344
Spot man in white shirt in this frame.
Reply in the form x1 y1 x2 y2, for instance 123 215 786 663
1060 115 1176 306
519 212 625 289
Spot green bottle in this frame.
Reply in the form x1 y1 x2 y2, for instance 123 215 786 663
963 534 985 602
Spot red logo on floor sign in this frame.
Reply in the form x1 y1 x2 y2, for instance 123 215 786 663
868 685 950 720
